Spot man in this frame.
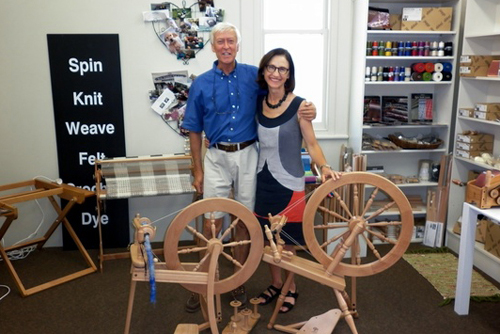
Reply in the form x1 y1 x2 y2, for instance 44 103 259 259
182 22 316 312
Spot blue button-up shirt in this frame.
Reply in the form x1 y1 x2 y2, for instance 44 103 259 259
182 61 261 145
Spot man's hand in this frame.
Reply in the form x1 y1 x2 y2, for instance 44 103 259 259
298 101 317 121
192 170 204 194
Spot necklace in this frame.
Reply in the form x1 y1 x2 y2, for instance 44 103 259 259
265 92 288 109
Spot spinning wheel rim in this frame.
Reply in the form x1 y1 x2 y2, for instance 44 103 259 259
164 198 264 294
303 172 414 277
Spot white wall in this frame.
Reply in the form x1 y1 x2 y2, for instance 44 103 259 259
0 0 349 248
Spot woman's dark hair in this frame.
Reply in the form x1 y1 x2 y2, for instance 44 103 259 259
256 48 296 93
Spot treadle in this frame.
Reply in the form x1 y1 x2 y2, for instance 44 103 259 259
174 324 199 333
299 309 341 333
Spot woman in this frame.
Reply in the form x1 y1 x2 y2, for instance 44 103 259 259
254 48 341 313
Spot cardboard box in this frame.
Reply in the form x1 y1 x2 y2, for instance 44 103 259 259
390 14 401 30
453 218 488 243
455 141 493 152
458 108 474 117
455 149 484 159
460 55 500 67
485 221 500 259
474 110 500 121
401 7 452 31
456 133 494 143
475 102 500 112
460 65 491 77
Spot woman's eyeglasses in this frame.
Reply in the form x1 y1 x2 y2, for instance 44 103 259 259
265 65 289 75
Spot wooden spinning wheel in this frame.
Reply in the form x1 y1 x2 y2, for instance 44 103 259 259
303 172 414 277
163 197 264 295
125 172 414 333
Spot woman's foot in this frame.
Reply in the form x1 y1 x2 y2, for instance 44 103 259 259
279 290 299 313
257 284 281 305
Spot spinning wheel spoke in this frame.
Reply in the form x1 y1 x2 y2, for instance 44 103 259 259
218 217 240 241
177 246 208 255
331 190 353 219
192 252 212 272
320 229 350 249
184 224 210 244
220 251 243 269
353 184 360 216
303 172 414 277
314 223 350 230
361 187 379 217
364 200 396 220
361 234 382 260
317 206 350 222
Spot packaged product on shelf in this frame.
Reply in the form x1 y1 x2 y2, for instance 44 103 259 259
381 96 408 123
410 93 433 123
460 55 500 77
474 102 500 112
456 141 493 152
456 132 494 144
401 7 452 31
458 108 474 117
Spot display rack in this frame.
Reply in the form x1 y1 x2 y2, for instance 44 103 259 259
446 0 500 283
350 0 462 243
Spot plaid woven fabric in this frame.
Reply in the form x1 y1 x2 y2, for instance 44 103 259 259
100 156 194 199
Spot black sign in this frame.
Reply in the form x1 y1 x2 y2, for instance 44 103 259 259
47 34 129 249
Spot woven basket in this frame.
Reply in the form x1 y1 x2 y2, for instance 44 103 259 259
388 134 443 150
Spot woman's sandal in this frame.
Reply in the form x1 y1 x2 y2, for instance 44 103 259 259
279 290 299 314
257 285 281 305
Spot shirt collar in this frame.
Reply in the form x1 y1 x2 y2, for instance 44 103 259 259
213 60 238 76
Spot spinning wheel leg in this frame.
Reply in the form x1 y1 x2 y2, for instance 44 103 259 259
267 271 295 330
334 288 358 334
124 280 137 334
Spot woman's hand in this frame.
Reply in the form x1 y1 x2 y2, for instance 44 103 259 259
320 165 342 183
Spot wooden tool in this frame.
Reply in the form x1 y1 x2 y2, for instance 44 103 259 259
0 178 96 296
94 154 195 271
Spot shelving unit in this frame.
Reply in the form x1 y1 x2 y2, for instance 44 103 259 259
446 0 500 283
350 0 463 239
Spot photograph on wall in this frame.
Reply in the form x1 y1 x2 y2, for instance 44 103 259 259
148 2 224 62
198 0 214 12
150 71 192 127
161 29 184 54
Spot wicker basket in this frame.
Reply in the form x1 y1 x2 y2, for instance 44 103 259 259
388 134 443 150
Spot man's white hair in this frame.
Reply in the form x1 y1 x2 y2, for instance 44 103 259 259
210 22 241 46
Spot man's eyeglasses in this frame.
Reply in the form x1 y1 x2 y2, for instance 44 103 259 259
265 65 289 75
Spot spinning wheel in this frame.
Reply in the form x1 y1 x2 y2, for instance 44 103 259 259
125 173 414 333
164 197 264 295
303 172 414 278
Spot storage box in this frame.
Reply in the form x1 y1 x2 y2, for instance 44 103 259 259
456 133 494 143
390 14 401 30
455 149 483 159
474 110 500 121
460 55 500 67
458 108 474 117
460 65 491 77
455 141 493 152
453 218 488 243
475 102 500 112
401 7 452 31
460 56 500 77
485 221 500 258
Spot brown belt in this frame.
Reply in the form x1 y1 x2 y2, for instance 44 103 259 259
214 140 256 153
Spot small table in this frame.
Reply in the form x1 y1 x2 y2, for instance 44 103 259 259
455 202 500 315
